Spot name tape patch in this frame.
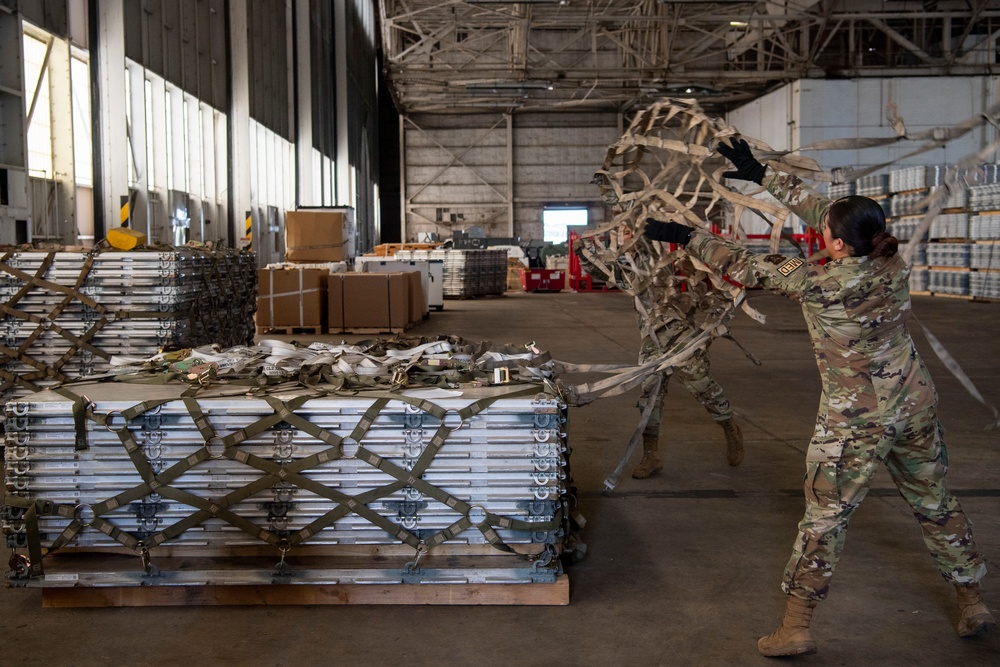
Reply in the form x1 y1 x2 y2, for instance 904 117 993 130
777 257 804 276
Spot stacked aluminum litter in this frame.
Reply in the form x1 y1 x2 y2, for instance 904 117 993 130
826 181 855 200
927 270 969 296
928 185 968 211
970 244 1000 270
968 184 1000 211
890 218 927 242
3 340 572 586
0 248 256 400
909 268 930 292
889 192 928 216
889 166 927 192
970 214 1000 240
396 249 506 298
970 272 1000 299
925 243 971 268
929 214 970 239
856 173 890 197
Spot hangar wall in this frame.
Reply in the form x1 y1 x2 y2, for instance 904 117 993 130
400 111 620 244
727 76 1000 234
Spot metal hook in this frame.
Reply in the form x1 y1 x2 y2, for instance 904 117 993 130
273 543 292 578
403 543 428 575
137 542 160 577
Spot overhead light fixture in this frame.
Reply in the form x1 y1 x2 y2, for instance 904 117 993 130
467 1 567 4
730 21 749 26
466 81 553 90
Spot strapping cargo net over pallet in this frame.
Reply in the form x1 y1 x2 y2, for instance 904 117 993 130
4 338 582 590
576 98 1000 488
0 246 257 402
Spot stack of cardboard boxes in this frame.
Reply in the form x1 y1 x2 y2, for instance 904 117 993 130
256 209 427 335
256 210 351 333
328 272 425 334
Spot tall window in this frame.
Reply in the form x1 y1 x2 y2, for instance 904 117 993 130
22 31 52 179
543 207 588 243
70 52 92 187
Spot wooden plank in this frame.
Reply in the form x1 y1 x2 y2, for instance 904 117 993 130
255 326 325 335
41 575 570 608
330 327 406 335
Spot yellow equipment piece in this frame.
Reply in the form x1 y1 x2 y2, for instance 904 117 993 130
107 226 147 251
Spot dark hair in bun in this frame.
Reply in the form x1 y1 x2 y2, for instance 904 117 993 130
827 195 898 258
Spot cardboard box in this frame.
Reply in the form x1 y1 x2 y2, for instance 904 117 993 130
354 258 432 317
286 210 349 262
331 273 411 332
257 268 328 329
328 274 345 332
404 271 425 325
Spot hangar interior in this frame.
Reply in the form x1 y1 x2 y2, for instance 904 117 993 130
1 1 999 665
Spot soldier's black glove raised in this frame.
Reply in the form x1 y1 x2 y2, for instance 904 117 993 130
643 220 693 246
718 138 766 185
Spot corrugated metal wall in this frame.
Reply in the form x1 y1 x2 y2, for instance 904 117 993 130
727 76 1000 233
401 111 618 243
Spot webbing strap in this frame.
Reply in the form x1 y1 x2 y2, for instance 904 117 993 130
603 375 662 492
0 257 104 311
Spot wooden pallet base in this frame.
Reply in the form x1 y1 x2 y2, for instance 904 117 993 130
911 291 997 302
256 326 325 335
444 293 505 300
329 327 407 335
40 574 569 608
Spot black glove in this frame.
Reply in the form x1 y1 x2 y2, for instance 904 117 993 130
643 220 693 245
718 138 766 185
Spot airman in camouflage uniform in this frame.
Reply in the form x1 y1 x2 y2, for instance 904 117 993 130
573 243 744 478
632 255 743 478
653 138 994 656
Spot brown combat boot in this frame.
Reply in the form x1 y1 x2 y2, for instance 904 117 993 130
758 595 818 657
955 583 997 638
631 434 662 479
720 418 744 466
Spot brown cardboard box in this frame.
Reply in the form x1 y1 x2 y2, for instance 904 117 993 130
404 271 425 325
327 274 345 332
286 210 347 262
257 268 327 329
336 273 411 332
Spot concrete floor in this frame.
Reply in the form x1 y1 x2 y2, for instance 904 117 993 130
2 289 999 666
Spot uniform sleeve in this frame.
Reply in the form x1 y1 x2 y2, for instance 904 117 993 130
686 231 819 301
572 239 611 282
763 171 831 233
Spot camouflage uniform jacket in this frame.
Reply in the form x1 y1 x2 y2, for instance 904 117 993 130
572 240 730 351
635 256 732 351
685 171 937 429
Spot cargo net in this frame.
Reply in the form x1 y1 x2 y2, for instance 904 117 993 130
582 96 1000 310
0 245 257 401
575 97 1000 488
4 337 580 585
579 98 778 341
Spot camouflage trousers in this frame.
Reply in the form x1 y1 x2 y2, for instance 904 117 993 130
637 333 733 440
782 407 986 601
